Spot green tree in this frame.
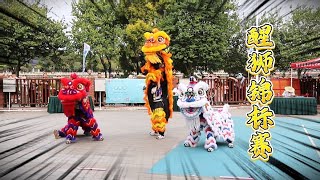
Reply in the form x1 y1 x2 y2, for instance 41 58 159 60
236 12 284 77
0 0 69 76
37 51 82 72
71 0 122 77
244 7 320 77
157 0 240 76
116 1 157 75
120 20 152 74
279 7 320 71
71 0 241 76
224 31 247 76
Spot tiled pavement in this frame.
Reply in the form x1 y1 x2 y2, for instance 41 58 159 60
0 108 202 180
0 107 319 180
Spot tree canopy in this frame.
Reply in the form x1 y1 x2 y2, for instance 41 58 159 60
71 0 123 76
156 0 240 76
1 1 319 77
69 0 242 76
0 0 68 76
277 7 320 71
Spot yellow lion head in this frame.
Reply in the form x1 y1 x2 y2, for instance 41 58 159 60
141 28 170 53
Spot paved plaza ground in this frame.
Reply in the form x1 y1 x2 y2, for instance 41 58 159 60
0 106 319 180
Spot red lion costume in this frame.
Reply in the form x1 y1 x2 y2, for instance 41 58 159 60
53 73 103 144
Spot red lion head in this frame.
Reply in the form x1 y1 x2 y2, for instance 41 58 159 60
58 73 91 116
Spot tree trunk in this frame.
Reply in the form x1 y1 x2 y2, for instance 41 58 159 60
136 56 139 75
108 59 112 78
15 61 21 77
101 57 108 78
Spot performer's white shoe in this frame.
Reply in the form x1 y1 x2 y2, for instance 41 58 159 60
149 131 159 136
156 135 165 140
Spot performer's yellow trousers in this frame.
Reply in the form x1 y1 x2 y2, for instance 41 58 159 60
151 108 167 133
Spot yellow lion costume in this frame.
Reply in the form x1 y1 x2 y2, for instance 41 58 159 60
141 28 173 139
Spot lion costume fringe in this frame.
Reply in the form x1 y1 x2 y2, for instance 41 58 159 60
53 73 103 144
141 28 173 139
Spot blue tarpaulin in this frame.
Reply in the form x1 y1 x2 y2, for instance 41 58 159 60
106 79 145 103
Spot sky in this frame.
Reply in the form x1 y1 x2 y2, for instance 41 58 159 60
41 0 320 30
40 0 75 32
236 0 320 22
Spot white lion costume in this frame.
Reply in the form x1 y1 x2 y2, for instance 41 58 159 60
177 77 235 152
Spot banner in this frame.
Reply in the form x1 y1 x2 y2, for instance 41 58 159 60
3 79 16 92
82 43 90 72
106 79 145 103
245 23 275 162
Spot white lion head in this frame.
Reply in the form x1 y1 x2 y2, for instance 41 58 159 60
177 81 210 118
177 81 208 103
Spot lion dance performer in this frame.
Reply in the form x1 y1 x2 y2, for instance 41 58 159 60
141 28 174 139
53 73 103 144
177 76 235 152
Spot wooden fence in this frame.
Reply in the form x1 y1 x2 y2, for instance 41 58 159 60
0 77 319 108
202 77 249 105
300 78 320 103
1 78 61 108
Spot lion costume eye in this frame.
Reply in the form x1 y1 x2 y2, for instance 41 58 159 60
77 83 84 90
198 88 205 97
158 36 164 43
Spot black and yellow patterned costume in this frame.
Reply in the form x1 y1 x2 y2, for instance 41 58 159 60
141 28 173 139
